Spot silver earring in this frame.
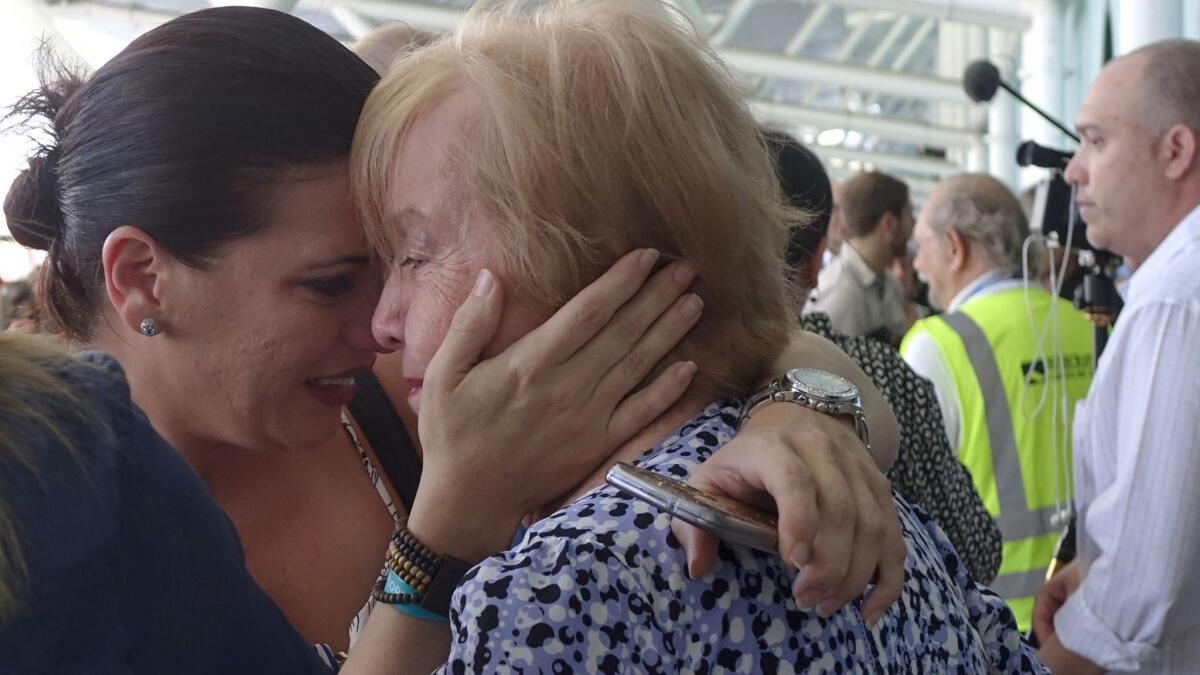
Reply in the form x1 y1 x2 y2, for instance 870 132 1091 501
139 318 160 337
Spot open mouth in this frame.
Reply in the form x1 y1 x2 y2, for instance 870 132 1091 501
305 371 366 408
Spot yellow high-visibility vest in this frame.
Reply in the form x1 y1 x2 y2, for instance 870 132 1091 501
902 286 1094 631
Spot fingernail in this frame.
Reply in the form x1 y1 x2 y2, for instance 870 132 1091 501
472 269 494 297
797 590 823 612
681 294 703 319
685 551 695 580
789 543 810 568
673 262 696 286
863 608 882 629
677 361 698 380
816 599 837 617
639 248 660 272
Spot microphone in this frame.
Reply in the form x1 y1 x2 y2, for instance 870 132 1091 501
1016 141 1073 169
963 61 1001 103
962 60 1080 142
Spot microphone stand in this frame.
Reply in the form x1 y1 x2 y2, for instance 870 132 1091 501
996 80 1080 142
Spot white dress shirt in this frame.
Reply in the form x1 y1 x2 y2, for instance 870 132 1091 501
901 269 1025 453
805 243 907 341
1054 204 1200 673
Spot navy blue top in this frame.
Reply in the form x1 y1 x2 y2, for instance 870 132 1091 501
0 353 330 674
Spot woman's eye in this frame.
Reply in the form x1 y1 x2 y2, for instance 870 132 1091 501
399 257 426 270
304 275 354 298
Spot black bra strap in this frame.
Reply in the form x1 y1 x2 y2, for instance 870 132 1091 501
348 372 422 512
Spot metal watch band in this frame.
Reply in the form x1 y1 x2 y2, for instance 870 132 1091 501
739 375 871 452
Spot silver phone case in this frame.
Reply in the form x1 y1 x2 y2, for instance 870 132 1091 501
606 462 778 554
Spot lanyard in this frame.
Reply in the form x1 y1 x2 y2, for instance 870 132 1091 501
954 272 1015 310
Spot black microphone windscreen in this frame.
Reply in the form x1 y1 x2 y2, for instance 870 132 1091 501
963 60 1001 103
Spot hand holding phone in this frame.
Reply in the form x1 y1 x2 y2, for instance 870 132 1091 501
606 462 778 554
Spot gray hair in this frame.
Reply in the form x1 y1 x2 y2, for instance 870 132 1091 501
926 174 1029 273
1124 39 1200 136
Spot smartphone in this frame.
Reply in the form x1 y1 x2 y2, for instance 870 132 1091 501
605 462 778 554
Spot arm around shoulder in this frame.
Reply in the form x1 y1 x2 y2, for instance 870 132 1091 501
770 329 900 470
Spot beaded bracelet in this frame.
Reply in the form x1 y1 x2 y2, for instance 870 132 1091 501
371 521 472 620
385 542 432 593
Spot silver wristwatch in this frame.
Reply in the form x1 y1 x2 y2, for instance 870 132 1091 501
738 368 871 451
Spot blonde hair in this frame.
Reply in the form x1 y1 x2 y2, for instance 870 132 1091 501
352 24 436 75
353 0 801 397
0 334 99 624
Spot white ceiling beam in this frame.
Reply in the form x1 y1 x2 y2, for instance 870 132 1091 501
709 0 761 45
866 15 912 66
830 14 875 61
209 0 297 10
330 3 376 40
810 144 957 176
722 47 965 101
784 4 833 55
332 0 461 32
40 1 177 68
661 0 712 34
891 16 938 70
826 166 939 195
793 0 1030 31
751 99 981 147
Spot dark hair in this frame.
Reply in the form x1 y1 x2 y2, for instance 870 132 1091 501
840 170 910 239
3 7 379 340
764 130 832 270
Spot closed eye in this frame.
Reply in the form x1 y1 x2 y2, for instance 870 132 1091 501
303 274 355 298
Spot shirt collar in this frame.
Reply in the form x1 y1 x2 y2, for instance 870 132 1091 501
946 268 1012 313
1128 202 1200 303
841 243 880 288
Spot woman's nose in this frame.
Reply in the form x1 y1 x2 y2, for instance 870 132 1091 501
371 284 407 352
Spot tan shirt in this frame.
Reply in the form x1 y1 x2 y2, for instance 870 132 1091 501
804 243 906 341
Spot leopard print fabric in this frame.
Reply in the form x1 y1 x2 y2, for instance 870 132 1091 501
801 313 1003 584
438 400 1043 674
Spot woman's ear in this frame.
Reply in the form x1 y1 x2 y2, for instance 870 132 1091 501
102 226 172 336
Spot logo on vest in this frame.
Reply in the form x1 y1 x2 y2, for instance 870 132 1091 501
1020 353 1094 384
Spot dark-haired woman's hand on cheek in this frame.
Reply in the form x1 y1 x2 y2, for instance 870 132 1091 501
408 249 703 563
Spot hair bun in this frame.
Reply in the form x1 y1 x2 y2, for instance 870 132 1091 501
4 148 64 251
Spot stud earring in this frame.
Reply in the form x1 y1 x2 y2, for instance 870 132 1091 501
139 318 161 337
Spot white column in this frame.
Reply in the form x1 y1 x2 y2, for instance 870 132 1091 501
987 30 1021 189
1115 0 1183 55
1183 0 1200 40
1019 0 1067 186
937 22 968 170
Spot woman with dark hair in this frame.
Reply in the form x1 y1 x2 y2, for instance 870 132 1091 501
3 5 908 667
768 130 1005 584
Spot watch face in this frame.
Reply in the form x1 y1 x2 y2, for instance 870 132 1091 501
787 368 858 401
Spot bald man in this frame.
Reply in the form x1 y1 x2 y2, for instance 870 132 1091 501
901 173 1095 633
1031 40 1200 675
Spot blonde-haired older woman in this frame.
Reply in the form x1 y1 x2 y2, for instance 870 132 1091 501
348 2 1043 672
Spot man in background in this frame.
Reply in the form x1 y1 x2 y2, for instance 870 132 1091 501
901 173 1094 632
805 170 912 344
1033 39 1200 674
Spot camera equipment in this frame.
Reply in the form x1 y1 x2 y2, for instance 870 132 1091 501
1017 140 1073 169
1016 145 1123 353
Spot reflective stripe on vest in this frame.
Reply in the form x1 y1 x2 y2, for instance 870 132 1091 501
941 312 1062 545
